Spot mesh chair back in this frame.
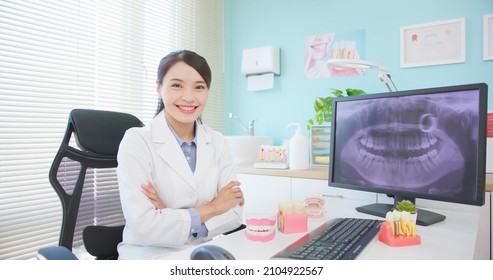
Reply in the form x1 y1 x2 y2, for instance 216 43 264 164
49 109 143 255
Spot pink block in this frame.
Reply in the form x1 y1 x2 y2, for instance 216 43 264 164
277 212 308 234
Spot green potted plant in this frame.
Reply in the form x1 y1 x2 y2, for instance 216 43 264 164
394 199 418 226
394 199 417 214
307 88 366 129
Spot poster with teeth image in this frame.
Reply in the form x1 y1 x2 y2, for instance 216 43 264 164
332 90 480 200
305 29 366 79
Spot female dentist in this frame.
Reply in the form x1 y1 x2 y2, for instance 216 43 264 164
116 50 244 259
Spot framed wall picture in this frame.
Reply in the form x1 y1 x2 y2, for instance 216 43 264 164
484 14 493 60
400 18 465 68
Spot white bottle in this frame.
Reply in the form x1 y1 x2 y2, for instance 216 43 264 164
287 123 309 170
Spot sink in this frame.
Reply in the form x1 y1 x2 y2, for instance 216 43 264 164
225 136 273 164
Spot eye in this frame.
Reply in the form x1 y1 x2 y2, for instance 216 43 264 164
195 85 207 91
170 83 182 89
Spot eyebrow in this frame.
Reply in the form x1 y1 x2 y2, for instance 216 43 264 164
168 78 206 85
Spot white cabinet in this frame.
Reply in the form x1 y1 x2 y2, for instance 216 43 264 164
237 174 376 220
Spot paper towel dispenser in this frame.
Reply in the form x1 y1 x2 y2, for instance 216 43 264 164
241 46 280 77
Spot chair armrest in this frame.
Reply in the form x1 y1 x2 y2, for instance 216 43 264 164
37 246 79 260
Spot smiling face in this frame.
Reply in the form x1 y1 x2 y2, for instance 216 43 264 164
306 34 333 61
157 61 209 131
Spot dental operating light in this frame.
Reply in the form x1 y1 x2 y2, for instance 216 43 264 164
326 58 398 92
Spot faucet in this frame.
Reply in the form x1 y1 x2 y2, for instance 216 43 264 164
247 120 255 136
229 113 255 136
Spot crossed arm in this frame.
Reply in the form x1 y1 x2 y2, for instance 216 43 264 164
140 181 244 223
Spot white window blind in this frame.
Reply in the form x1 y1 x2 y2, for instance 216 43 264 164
0 0 224 260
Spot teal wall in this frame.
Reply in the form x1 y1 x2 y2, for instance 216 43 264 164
224 0 493 144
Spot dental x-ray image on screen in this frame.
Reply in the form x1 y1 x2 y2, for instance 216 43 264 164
329 83 488 226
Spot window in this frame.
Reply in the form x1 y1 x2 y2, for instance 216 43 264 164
0 0 224 260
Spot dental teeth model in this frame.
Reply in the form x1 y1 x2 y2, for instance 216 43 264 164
244 214 276 242
277 201 308 234
258 145 287 163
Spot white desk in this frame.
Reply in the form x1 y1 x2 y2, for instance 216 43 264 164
158 198 481 260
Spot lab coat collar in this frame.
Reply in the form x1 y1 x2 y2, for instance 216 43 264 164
151 111 213 190
193 124 213 187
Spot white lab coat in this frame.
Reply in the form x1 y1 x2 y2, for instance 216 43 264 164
116 112 243 259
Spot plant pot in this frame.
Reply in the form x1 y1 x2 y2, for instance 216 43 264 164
410 212 418 224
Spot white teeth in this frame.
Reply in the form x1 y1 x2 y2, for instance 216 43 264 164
428 149 438 157
360 136 367 146
411 157 421 174
421 134 430 149
357 148 367 161
414 134 421 150
407 137 414 150
364 153 375 168
246 225 275 236
429 134 437 145
361 131 437 153
428 149 440 166
418 154 428 162
366 137 374 149
418 154 430 172
356 129 444 175
362 148 442 176
180 106 194 111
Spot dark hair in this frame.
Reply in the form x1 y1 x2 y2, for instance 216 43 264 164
155 50 212 116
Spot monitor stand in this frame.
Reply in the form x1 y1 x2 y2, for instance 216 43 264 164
356 203 446 226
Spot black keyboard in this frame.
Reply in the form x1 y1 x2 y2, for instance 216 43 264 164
271 218 383 260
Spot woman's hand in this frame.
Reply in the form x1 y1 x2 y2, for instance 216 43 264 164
141 180 166 209
197 181 244 222
212 181 245 211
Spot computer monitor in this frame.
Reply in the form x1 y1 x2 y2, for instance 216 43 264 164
328 83 488 226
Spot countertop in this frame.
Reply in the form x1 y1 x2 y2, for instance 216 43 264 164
235 164 493 192
235 164 329 180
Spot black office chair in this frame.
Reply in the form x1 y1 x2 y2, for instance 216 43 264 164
37 108 245 260
37 109 144 260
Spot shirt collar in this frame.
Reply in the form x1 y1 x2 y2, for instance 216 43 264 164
166 119 197 145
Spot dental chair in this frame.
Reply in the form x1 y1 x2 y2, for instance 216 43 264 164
37 109 144 260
